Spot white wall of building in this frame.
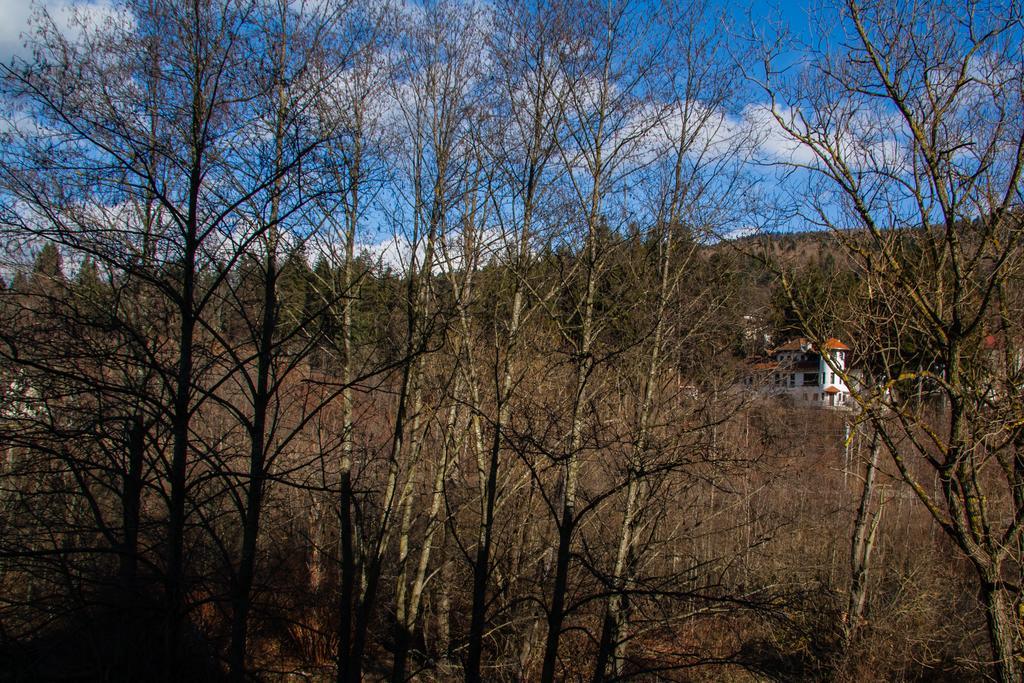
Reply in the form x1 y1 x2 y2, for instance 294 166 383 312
764 341 852 409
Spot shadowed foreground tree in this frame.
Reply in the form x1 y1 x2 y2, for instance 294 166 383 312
0 0 355 677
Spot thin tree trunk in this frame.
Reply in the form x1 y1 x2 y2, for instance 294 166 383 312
592 476 640 682
228 35 290 674
227 259 276 682
164 20 212 670
541 77 606 675
120 414 144 592
336 127 360 683
541 258 595 682
118 414 145 677
845 428 881 642
466 162 539 683
436 531 453 667
593 98 692 679
353 165 440 680
391 466 419 683
979 571 1020 683
392 420 450 682
390 385 428 678
164 199 197 681
348 359 412 683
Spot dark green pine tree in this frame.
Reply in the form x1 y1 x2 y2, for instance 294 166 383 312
32 242 65 281
75 257 102 290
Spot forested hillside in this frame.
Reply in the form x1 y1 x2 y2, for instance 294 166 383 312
0 0 1022 681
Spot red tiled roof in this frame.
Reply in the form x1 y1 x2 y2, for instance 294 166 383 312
822 338 850 351
771 337 850 354
771 338 809 353
824 386 840 394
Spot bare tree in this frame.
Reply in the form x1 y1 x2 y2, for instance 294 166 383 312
210 2 353 678
536 2 666 678
589 3 754 677
755 1 1024 678
0 0 338 674
459 1 570 678
308 1 392 677
845 421 883 644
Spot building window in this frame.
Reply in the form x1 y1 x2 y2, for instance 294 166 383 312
803 373 818 386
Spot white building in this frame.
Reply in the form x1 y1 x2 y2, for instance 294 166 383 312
746 337 853 409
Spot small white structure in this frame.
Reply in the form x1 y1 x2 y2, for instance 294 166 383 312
746 337 853 409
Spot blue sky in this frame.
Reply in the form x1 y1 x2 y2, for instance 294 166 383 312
0 0 830 255
2 0 961 248
0 0 828 63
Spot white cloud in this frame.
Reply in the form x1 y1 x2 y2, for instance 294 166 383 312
742 103 821 166
360 232 409 273
0 0 38 60
0 0 120 63
721 225 759 241
355 223 504 276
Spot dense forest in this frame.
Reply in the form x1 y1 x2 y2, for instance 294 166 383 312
0 0 1022 681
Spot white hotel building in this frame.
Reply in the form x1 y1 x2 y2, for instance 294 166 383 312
747 337 853 408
